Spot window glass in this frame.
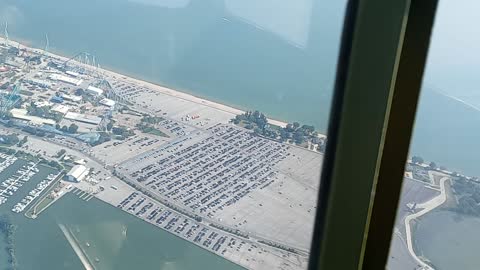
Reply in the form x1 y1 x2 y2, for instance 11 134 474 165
0 1 346 269
388 1 480 269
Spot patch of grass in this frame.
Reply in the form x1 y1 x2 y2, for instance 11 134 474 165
14 151 39 162
20 90 34 96
144 128 169 138
0 146 16 155
33 196 54 215
440 179 458 210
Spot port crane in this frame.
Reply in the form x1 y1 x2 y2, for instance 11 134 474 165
0 81 21 114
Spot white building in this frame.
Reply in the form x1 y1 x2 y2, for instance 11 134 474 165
99 98 115 107
66 165 89 182
62 94 82 102
65 71 80 77
48 74 83 86
51 104 70 115
24 78 52 88
10 108 56 126
64 112 102 125
86 85 104 96
34 101 52 108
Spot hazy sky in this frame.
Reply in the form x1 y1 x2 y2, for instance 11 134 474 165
424 0 480 95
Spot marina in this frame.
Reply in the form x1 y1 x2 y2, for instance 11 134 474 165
12 171 62 213
0 157 246 270
0 160 39 206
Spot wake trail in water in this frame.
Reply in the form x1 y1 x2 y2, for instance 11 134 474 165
436 90 480 112
59 224 95 270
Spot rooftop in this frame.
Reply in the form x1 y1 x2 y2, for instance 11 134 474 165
100 98 115 107
10 108 56 126
64 111 102 125
48 74 83 86
67 164 89 181
87 85 104 95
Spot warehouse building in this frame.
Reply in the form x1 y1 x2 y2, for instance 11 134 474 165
86 85 104 96
48 74 83 86
65 165 89 183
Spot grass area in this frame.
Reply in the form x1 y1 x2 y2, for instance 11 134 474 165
20 90 34 96
237 120 250 128
25 195 55 218
62 163 73 172
14 151 39 162
34 196 54 214
143 128 169 138
440 179 458 210
0 146 16 155
25 175 64 218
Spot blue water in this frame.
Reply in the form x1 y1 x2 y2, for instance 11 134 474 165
0 0 347 132
414 211 480 270
0 160 244 270
0 0 479 178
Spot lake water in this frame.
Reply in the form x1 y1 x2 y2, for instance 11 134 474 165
0 0 347 132
1 1 480 268
0 160 244 270
414 210 480 270
1 0 479 176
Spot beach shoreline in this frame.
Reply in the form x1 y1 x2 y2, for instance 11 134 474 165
2 37 299 130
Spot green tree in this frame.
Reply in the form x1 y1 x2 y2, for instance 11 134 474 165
286 124 294 132
279 129 288 141
429 162 437 170
245 124 254 130
412 156 424 164
75 88 84 96
68 124 78 134
56 149 66 158
17 136 28 147
301 125 315 134
294 131 304 144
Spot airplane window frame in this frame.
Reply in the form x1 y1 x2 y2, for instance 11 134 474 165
307 0 438 269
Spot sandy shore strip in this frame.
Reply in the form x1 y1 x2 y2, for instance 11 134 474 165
1 37 297 129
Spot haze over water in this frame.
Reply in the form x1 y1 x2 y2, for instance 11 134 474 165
0 0 346 132
0 1 480 270
2 0 479 176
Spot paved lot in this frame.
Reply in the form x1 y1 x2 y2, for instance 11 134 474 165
96 177 309 270
116 123 323 250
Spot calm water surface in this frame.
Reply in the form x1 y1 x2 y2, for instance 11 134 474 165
414 210 480 270
0 160 244 270
0 0 347 132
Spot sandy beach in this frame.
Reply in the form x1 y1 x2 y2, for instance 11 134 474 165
3 37 293 129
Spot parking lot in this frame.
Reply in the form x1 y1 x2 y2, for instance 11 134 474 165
108 190 308 270
117 124 288 216
116 123 323 250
